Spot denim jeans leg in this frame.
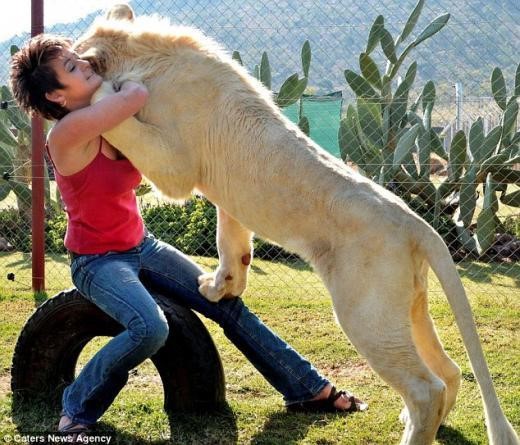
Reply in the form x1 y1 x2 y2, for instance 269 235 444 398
64 252 169 424
139 235 329 404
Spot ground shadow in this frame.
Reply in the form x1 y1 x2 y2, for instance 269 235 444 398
250 411 336 445
2 252 68 268
436 424 478 445
10 394 60 439
456 261 520 287
11 394 238 444
4 254 31 269
166 405 238 444
91 404 238 444
249 412 480 445
47 253 70 266
250 264 268 275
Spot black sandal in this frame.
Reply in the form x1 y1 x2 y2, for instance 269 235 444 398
287 386 368 413
58 411 92 442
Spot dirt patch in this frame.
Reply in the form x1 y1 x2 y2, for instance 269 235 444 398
127 368 162 389
321 361 372 380
0 374 11 397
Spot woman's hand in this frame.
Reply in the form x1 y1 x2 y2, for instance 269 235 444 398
92 80 148 109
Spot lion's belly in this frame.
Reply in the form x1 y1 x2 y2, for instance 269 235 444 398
201 179 340 256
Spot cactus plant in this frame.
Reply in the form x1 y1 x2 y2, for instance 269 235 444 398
416 64 519 256
459 64 519 254
0 84 32 220
234 41 311 134
0 45 58 220
1 45 31 215
339 0 449 205
339 0 519 257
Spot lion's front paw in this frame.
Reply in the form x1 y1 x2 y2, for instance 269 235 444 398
198 272 224 302
197 269 246 302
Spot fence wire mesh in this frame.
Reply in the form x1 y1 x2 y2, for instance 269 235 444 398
0 0 518 299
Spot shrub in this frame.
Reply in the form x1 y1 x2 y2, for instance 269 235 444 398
0 207 31 252
141 197 217 257
0 207 68 253
141 197 299 262
46 210 67 253
2 196 301 263
502 215 520 238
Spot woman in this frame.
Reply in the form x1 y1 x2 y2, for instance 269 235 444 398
10 34 366 437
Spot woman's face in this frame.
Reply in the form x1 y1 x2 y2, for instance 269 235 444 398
48 48 103 111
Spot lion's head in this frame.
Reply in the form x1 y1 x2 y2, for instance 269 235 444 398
73 3 135 76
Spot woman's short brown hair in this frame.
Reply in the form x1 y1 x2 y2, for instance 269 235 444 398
10 34 72 120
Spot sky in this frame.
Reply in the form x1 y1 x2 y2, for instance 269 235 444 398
0 0 121 41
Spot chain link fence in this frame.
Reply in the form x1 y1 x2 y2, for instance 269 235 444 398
0 0 518 298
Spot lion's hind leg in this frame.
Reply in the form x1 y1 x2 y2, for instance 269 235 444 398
323 245 447 445
409 261 461 424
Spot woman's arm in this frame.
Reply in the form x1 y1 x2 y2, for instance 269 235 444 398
48 81 148 153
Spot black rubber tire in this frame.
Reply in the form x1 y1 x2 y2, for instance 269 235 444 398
11 288 226 413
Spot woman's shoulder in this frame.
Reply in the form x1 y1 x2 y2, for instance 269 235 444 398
47 129 100 176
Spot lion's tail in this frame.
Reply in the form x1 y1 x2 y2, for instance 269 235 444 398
421 227 519 445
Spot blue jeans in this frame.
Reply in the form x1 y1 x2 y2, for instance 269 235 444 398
64 232 328 424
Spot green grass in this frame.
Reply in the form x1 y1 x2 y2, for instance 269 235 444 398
0 255 518 444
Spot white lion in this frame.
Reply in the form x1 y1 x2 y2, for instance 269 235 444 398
74 4 519 445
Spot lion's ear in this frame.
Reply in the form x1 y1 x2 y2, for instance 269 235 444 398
106 3 135 22
79 47 99 60
79 47 106 75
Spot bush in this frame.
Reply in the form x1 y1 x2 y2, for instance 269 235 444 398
142 197 218 257
0 208 31 252
1 197 301 263
142 197 299 262
0 207 68 253
502 215 520 238
46 210 67 253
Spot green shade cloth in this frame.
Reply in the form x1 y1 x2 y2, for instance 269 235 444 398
282 91 343 158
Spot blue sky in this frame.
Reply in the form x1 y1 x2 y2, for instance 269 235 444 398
0 0 119 41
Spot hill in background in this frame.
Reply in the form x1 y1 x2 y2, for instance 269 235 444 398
1 0 518 106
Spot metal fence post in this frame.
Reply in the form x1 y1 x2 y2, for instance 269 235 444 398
455 81 463 132
31 0 45 292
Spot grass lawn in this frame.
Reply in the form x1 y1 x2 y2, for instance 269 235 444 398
0 255 518 444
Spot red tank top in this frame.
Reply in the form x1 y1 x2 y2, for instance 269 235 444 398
49 138 145 254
